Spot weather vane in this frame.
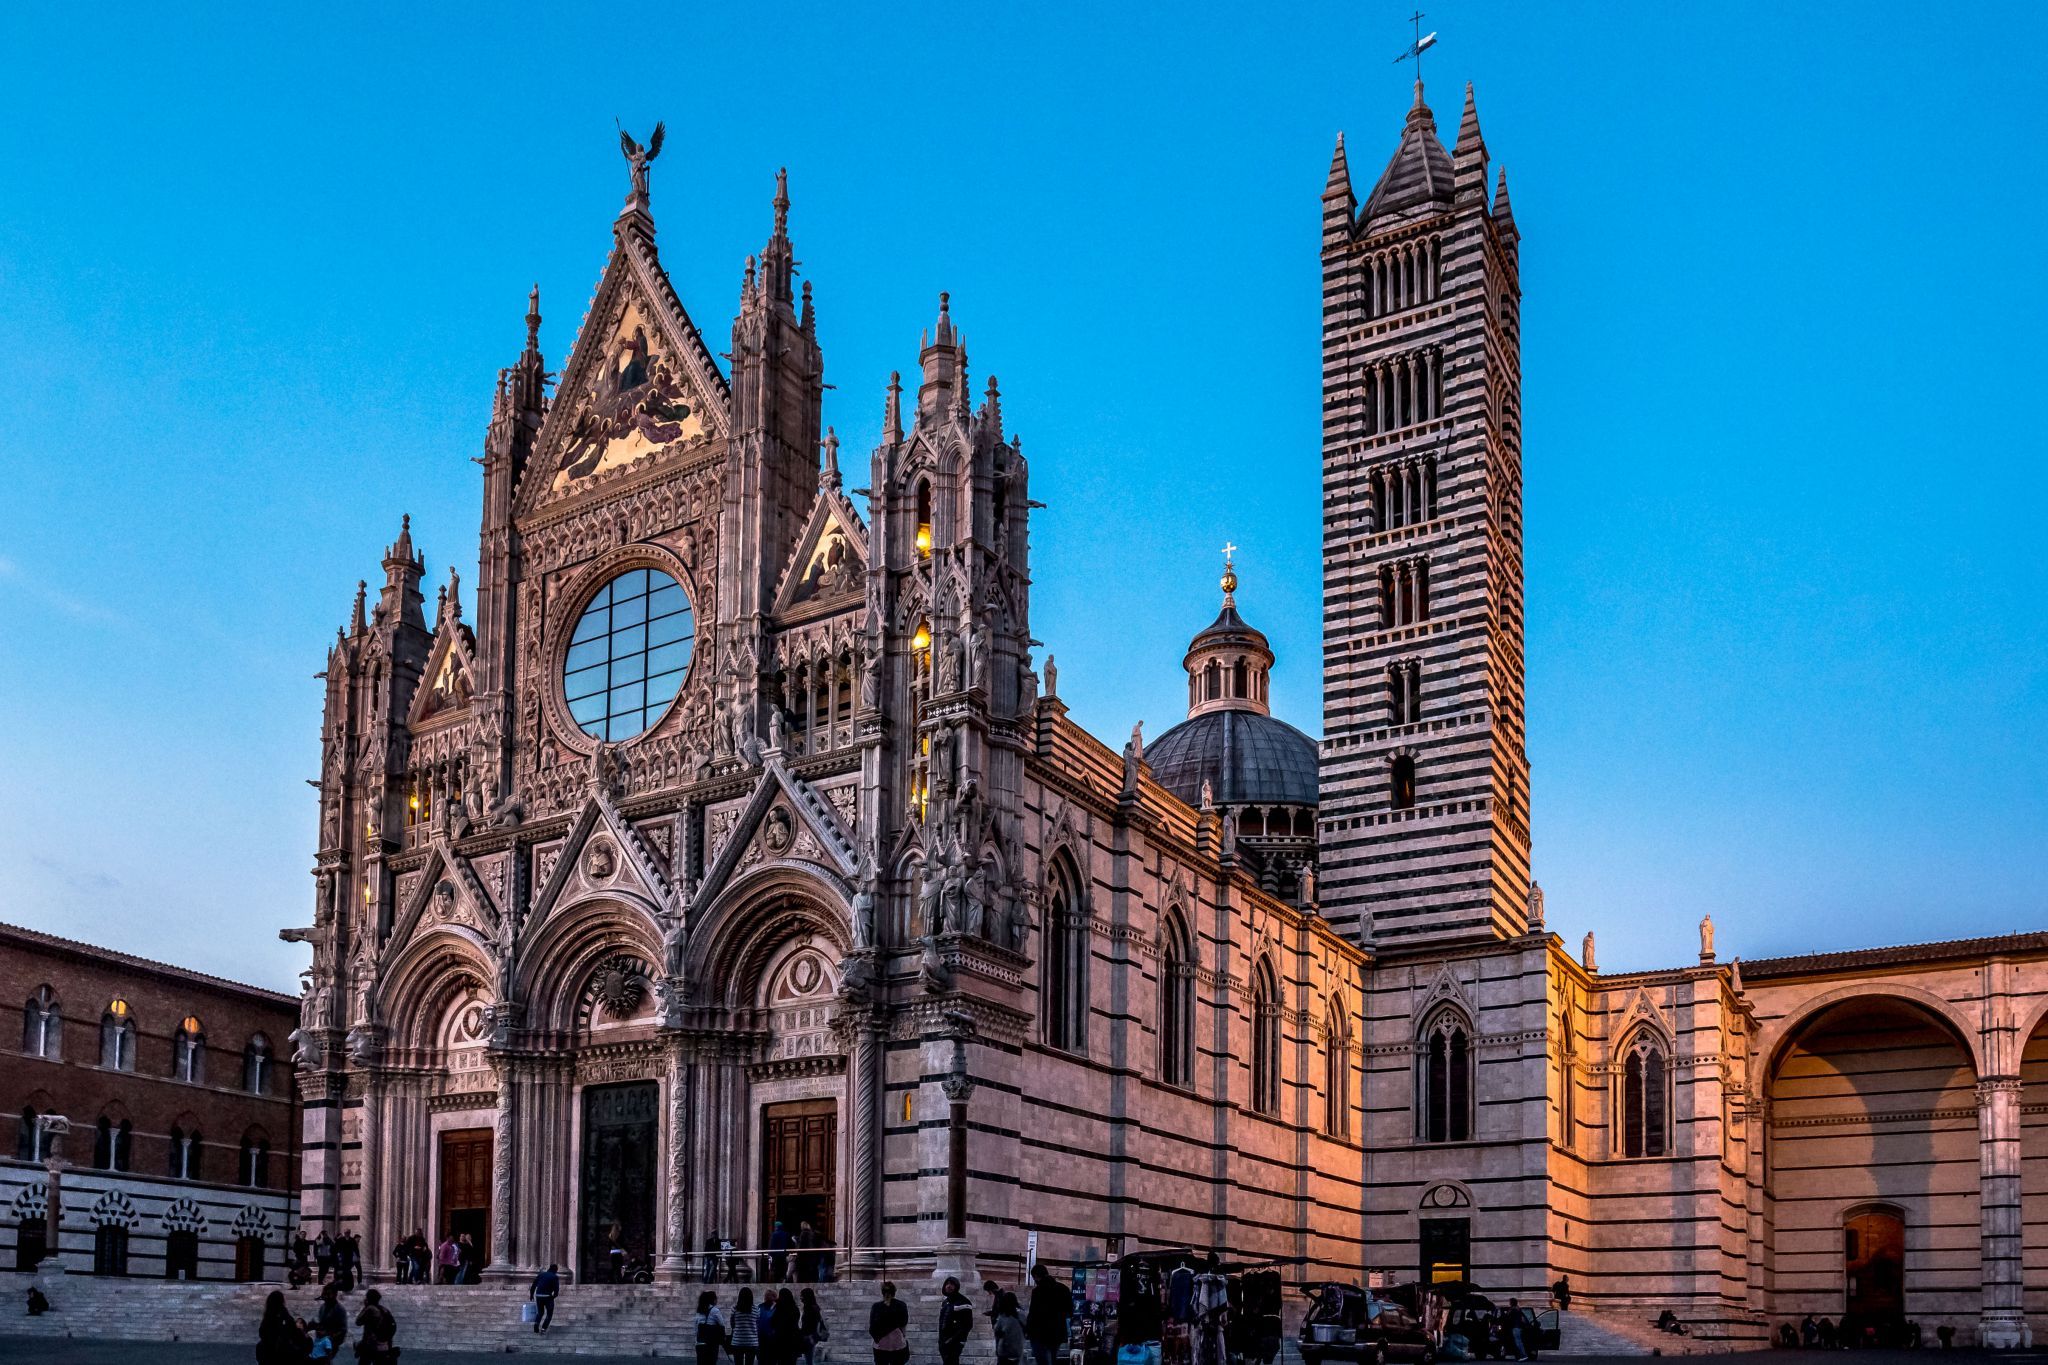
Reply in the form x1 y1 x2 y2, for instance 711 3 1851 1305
1392 11 1437 84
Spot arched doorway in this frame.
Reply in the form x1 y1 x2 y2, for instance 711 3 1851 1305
1767 995 1978 1333
1844 1206 1905 1321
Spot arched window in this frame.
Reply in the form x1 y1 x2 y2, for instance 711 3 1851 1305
170 1128 203 1181
1042 856 1088 1053
173 1016 205 1083
1620 1031 1670 1158
1158 911 1196 1088
914 480 934 560
1390 755 1417 810
1250 960 1281 1116
243 1036 272 1095
1418 1007 1473 1142
1323 1000 1352 1138
94 1115 131 1171
101 1000 136 1071
1558 1007 1578 1150
240 1132 272 1188
16 1107 39 1162
21 987 61 1059
1231 660 1248 698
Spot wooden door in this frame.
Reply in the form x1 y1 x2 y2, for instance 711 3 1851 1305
1845 1208 1905 1319
762 1099 836 1245
439 1127 493 1270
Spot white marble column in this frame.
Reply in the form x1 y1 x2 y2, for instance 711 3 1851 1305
1976 1077 2027 1347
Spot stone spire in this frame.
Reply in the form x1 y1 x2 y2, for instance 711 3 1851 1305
918 293 963 419
1360 82 1454 227
1454 82 1489 202
1493 167 1519 242
761 167 796 307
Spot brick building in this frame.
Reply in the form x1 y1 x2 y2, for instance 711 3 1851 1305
274 89 2044 1349
2 922 300 1279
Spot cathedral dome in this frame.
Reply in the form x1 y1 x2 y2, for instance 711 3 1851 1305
1148 708 1319 809
1147 552 1319 810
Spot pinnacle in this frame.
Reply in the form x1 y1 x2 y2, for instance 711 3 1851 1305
524 284 542 351
1457 81 1484 154
1324 131 1352 198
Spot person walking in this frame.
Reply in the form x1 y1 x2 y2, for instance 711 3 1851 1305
1024 1264 1073 1365
314 1232 334 1285
531 1263 561 1335
257 1288 311 1365
769 1220 793 1283
1505 1297 1530 1362
437 1233 459 1284
868 1281 910 1365
697 1291 729 1365
993 1291 1026 1365
937 1276 974 1365
730 1287 761 1365
354 1288 399 1365
799 1287 827 1365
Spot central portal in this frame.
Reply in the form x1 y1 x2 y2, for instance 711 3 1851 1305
579 1080 659 1281
762 1099 836 1256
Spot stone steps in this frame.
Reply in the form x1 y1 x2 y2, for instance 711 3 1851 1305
0 1272 999 1358
1553 1309 1741 1357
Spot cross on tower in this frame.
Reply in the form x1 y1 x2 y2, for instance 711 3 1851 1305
1393 11 1438 83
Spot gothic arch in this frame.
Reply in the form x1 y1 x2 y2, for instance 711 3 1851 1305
376 928 495 1051
2015 991 2048 1057
688 864 852 1013
1759 983 1984 1080
517 896 666 1036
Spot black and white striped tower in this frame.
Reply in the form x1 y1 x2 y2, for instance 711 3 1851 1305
1318 78 1528 947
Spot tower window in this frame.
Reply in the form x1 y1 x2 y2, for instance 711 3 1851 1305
1379 559 1430 630
914 480 933 559
1387 660 1422 725
1418 1007 1473 1143
1391 755 1416 809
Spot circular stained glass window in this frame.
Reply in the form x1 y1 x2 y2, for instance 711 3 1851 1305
563 568 696 742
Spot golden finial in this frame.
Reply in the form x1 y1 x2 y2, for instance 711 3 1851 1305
1220 542 1238 603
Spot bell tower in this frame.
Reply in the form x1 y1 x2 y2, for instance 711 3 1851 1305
1317 81 1528 947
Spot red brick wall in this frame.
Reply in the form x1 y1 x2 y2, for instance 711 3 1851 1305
1 926 300 1193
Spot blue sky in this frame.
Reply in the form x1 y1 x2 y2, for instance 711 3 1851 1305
1 2 2041 991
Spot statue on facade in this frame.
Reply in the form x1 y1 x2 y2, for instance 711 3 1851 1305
1527 881 1545 928
962 856 990 938
1699 914 1715 962
918 853 947 936
1043 654 1057 698
941 852 970 936
851 852 879 950
968 616 991 690
768 706 786 752
918 935 953 993
618 121 665 203
1582 931 1597 974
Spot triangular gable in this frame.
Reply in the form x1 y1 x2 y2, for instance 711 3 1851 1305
1610 987 1674 1051
385 840 500 961
517 222 731 514
691 756 859 917
1413 962 1478 1027
526 786 681 928
410 620 477 727
771 486 870 616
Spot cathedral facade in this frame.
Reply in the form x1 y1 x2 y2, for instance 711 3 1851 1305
289 95 2048 1347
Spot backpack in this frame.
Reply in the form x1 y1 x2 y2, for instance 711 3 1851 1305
698 1313 725 1348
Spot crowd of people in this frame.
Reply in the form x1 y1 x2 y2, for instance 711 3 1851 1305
244 1255 1090 1363
256 1283 399 1364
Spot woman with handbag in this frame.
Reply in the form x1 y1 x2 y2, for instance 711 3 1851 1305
696 1291 728 1365
799 1288 828 1365
868 1281 910 1365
